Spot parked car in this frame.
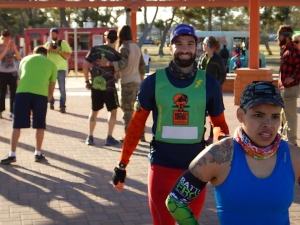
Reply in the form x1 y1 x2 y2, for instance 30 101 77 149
153 38 160 46
144 38 154 45
268 35 277 42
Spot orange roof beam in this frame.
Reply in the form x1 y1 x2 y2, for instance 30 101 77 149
0 0 300 8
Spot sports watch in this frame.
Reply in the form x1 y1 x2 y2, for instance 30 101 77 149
118 162 127 169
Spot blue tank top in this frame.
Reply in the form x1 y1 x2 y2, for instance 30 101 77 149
214 140 294 225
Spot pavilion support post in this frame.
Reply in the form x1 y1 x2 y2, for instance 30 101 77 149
234 68 274 105
130 4 139 43
233 0 274 105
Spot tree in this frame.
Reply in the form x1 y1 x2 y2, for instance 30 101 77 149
137 7 158 48
158 7 178 56
72 7 122 27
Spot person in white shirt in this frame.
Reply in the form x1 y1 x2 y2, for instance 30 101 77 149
143 49 151 74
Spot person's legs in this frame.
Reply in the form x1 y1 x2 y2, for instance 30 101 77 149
1 93 31 164
108 109 117 136
105 90 119 137
31 94 48 161
148 164 206 225
35 129 45 150
88 110 99 136
281 85 299 145
11 128 21 152
86 89 103 145
57 70 67 111
120 82 140 132
105 90 119 146
0 72 9 114
8 72 17 114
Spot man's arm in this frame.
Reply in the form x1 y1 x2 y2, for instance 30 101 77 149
48 82 56 102
57 40 72 60
12 41 21 61
112 46 129 71
48 65 58 101
219 58 227 86
139 54 146 80
112 105 150 192
82 60 92 89
291 48 300 81
59 51 71 60
209 112 230 140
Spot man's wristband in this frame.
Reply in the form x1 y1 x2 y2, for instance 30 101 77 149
85 80 90 83
118 162 127 169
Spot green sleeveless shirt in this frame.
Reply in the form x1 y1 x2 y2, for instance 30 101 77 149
155 69 206 144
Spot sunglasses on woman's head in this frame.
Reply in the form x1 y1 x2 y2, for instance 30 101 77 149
294 40 300 44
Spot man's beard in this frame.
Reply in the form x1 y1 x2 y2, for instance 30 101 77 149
173 53 196 68
52 37 58 41
278 38 286 47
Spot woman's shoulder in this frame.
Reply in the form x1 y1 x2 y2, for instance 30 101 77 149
212 52 223 61
198 137 234 186
288 143 300 181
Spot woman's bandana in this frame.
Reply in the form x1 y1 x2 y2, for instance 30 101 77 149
234 126 281 160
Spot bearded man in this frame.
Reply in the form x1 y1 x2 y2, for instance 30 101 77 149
111 24 230 225
277 25 300 146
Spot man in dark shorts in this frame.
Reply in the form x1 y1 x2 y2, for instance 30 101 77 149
1 45 57 164
83 29 121 146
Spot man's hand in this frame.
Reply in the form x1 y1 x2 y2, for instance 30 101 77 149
85 81 92 90
112 167 126 192
284 77 294 85
96 58 109 67
47 95 53 102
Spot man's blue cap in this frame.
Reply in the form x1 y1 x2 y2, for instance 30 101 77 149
50 28 59 34
170 24 197 44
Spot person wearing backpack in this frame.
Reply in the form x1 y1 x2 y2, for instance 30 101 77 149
45 28 72 113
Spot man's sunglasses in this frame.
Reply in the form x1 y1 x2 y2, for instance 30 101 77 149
294 40 300 44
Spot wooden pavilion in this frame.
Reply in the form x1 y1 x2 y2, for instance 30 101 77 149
1 0 300 103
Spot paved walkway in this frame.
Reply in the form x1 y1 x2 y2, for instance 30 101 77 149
0 77 300 225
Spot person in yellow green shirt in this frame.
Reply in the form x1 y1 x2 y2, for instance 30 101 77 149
1 45 57 164
44 28 72 113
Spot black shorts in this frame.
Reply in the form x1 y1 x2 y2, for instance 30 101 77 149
13 93 48 129
91 89 119 111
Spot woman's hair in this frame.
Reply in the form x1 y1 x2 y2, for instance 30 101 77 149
292 33 300 41
204 36 221 52
117 25 133 48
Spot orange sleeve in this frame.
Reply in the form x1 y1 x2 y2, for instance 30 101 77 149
119 106 150 165
208 112 229 140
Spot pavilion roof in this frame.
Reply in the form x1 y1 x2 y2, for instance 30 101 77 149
0 0 299 8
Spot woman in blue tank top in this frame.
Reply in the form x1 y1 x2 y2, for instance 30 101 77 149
166 81 300 225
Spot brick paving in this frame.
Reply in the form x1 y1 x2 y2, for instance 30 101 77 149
0 77 299 225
